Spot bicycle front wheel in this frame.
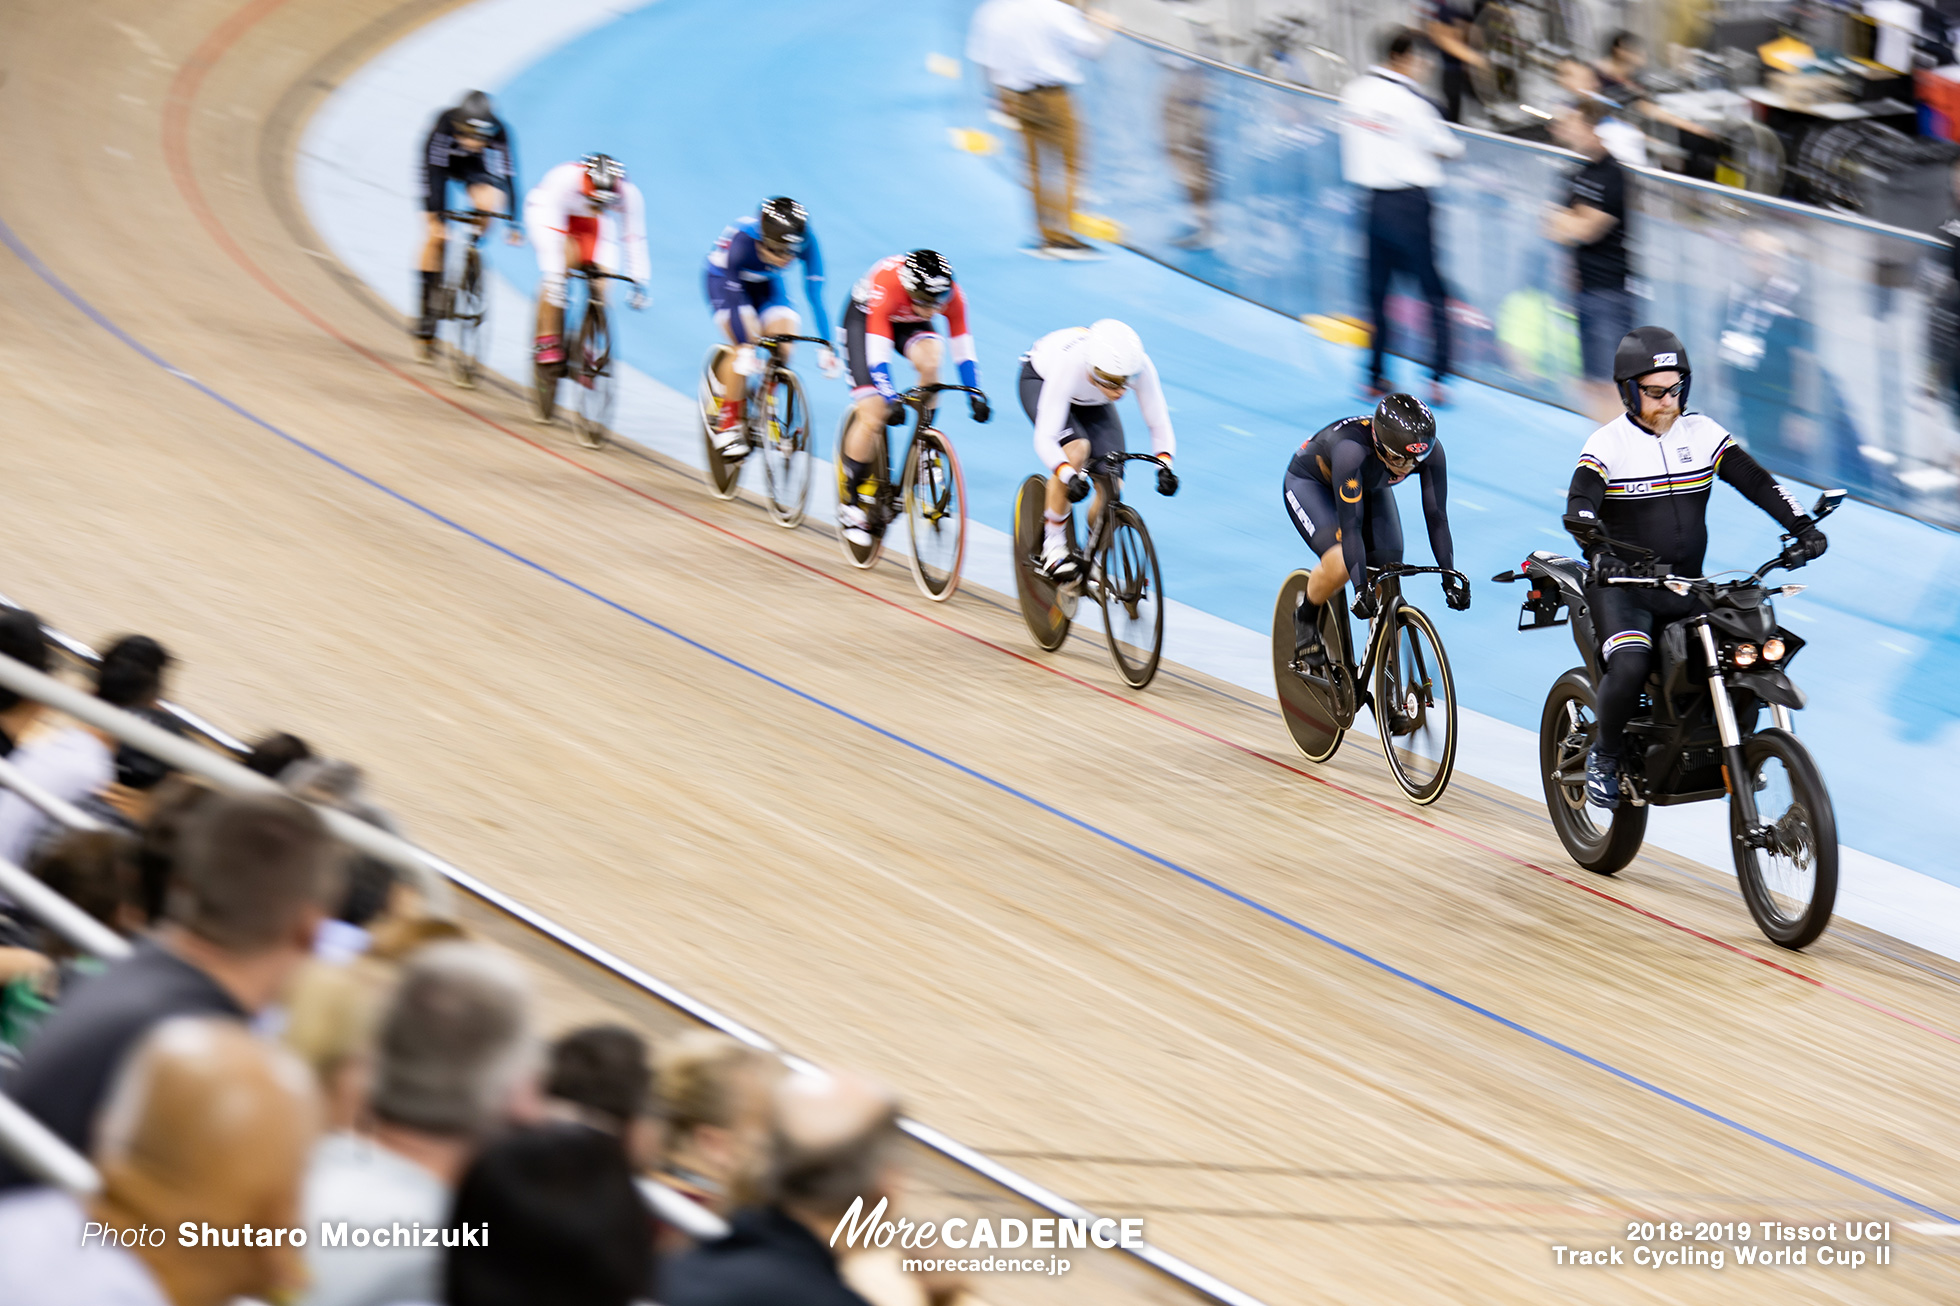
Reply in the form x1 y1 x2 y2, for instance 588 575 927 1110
904 429 966 601
1098 504 1164 688
1012 474 1071 650
1373 603 1457 805
1271 570 1345 763
1733 729 1838 949
699 346 743 500
572 303 615 449
447 247 485 389
760 368 812 527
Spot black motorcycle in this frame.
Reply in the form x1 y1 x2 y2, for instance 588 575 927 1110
1492 489 1846 949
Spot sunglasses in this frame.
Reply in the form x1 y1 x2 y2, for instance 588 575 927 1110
1377 446 1416 471
1637 380 1686 400
1090 367 1130 393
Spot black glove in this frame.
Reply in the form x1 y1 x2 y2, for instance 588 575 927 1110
969 393 991 424
1442 573 1471 611
1156 466 1179 497
1588 552 1629 581
1063 468 1091 503
1351 587 1379 621
1792 517 1828 561
884 397 908 427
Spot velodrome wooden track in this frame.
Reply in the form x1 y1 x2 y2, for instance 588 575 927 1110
3 1 1959 1300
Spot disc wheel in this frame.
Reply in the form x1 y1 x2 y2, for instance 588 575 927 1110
1098 504 1164 688
1732 729 1838 949
759 368 812 528
1374 603 1457 805
1539 668 1647 874
834 414 885 570
1012 474 1073 651
447 246 485 389
698 346 743 500
1270 569 1347 763
571 302 614 450
904 428 967 602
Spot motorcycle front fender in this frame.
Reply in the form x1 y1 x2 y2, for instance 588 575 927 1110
1733 669 1806 711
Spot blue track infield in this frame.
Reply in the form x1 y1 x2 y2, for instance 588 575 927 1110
480 0 1960 883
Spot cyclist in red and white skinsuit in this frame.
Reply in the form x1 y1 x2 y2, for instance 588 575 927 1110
523 153 649 365
835 250 989 545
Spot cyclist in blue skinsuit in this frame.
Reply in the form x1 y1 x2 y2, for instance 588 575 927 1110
703 196 839 453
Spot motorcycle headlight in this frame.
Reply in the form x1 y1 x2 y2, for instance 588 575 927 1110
1733 644 1758 668
1762 637 1785 663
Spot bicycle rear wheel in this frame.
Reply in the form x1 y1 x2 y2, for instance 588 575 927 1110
1012 475 1072 650
1098 504 1163 688
1374 603 1458 805
904 429 966 601
532 341 561 423
572 302 615 450
698 346 743 500
1732 729 1838 949
447 246 485 389
759 368 812 527
1271 570 1348 763
833 413 885 569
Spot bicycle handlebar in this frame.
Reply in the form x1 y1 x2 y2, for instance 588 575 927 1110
1089 452 1169 476
1366 564 1466 585
568 265 637 283
899 383 986 404
756 334 832 349
439 208 505 222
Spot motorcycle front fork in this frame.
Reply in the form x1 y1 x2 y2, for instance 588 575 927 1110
1693 619 1772 848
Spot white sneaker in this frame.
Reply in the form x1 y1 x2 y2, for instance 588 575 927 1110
711 421 749 456
1039 534 1081 583
838 502 873 548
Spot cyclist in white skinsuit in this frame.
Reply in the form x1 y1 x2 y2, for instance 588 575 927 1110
523 154 650 366
1020 320 1178 580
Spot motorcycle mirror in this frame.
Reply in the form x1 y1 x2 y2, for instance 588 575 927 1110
1812 488 1846 520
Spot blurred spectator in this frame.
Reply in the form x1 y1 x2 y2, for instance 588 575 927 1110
546 1023 662 1172
1593 31 1714 151
1546 99 1632 423
301 941 536 1306
1340 27 1463 405
0 791 340 1188
656 1031 781 1216
27 828 146 945
1421 1 1489 124
133 776 211 927
283 958 387 1135
967 0 1114 259
662 1069 903 1306
0 634 170 865
244 730 313 779
0 1016 319 1306
0 607 51 757
445 1121 654 1306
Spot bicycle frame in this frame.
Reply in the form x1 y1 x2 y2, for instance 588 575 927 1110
1312 564 1462 722
1080 452 1167 565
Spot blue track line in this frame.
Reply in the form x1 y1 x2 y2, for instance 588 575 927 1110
4 210 1951 1223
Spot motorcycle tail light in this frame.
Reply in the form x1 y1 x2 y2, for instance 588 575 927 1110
1762 638 1785 662
1733 644 1759 668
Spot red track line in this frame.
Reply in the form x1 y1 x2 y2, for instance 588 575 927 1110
159 1 1960 1052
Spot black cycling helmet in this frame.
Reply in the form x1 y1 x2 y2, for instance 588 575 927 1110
1613 325 1691 413
758 197 808 254
899 249 954 306
457 90 496 137
1370 392 1436 466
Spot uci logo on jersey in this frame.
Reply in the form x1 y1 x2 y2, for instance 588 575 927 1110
1653 352 1677 366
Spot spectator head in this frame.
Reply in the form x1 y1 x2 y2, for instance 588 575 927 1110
136 776 212 925
27 828 144 939
166 790 342 956
333 853 398 927
1557 56 1599 98
656 1032 780 1210
369 942 536 1139
0 607 51 723
243 731 312 780
547 1024 660 1172
94 635 169 709
1605 29 1644 69
764 1069 903 1226
1379 26 1426 74
283 959 388 1134
445 1123 653 1306
1552 98 1608 154
91 1017 319 1306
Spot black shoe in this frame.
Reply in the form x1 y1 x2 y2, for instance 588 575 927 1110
1292 601 1328 669
413 314 437 341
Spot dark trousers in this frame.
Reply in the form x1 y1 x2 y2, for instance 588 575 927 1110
1365 186 1451 386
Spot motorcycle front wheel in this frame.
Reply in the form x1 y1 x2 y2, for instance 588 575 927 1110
1732 729 1838 950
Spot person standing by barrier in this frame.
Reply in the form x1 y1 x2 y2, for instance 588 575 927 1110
1546 99 1632 423
1421 1 1489 125
1340 28 1463 406
966 0 1115 260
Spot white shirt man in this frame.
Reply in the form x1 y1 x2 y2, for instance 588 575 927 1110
966 0 1110 92
0 726 115 866
1338 64 1464 191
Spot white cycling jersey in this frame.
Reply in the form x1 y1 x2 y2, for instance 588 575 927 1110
1025 326 1175 473
522 161 650 294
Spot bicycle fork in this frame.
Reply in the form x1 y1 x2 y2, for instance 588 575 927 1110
1692 619 1768 848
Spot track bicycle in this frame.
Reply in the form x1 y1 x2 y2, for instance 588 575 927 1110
1271 563 1466 805
1012 452 1169 689
534 263 633 449
696 334 826 527
830 384 981 602
427 207 497 387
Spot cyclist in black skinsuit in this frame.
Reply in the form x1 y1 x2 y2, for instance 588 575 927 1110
1565 326 1828 809
416 90 520 342
1282 393 1468 668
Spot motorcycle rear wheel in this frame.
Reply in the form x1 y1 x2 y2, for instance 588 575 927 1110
1539 668 1647 875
